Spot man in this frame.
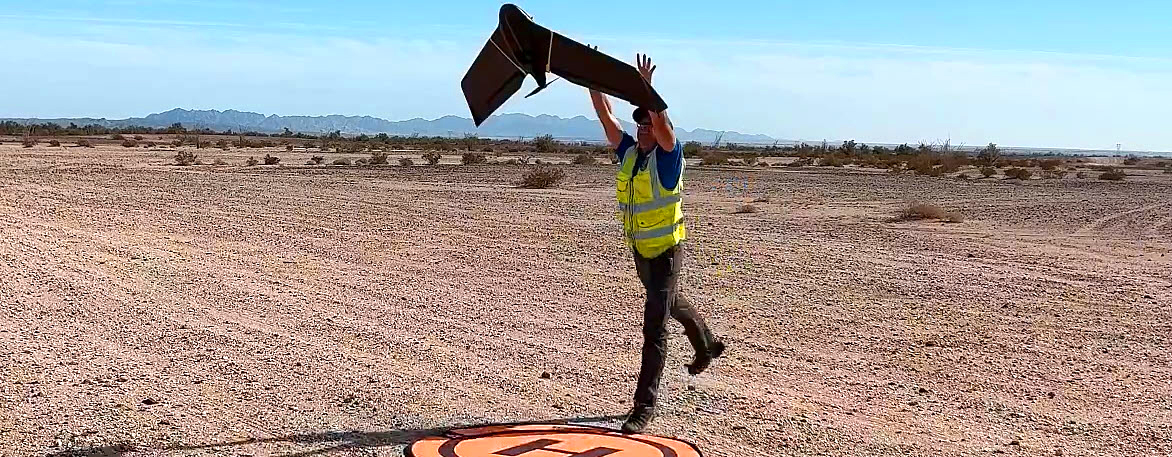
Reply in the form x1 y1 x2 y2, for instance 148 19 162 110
589 53 726 433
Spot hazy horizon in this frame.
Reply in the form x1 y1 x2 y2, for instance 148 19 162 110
3 1 1172 151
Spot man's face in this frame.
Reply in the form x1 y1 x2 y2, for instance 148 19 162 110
636 122 656 151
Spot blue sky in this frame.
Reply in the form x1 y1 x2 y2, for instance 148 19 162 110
2 0 1171 150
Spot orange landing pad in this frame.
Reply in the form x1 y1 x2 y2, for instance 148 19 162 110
406 423 703 457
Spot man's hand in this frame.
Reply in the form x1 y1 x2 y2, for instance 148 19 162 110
637 53 656 83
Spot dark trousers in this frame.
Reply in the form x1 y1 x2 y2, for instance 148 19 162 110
632 243 715 407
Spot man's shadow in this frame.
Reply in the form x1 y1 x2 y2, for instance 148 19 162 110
48 415 626 457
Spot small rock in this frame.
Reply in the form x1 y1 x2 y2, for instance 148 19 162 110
908 401 918 406
917 387 929 394
1048 392 1055 399
141 398 157 405
540 372 551 379
1144 294 1153 299
1009 440 1020 446
116 377 127 383
687 385 696 391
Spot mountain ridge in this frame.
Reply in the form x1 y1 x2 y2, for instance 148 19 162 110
2 108 782 144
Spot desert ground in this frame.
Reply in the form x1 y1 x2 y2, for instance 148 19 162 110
1 142 1170 457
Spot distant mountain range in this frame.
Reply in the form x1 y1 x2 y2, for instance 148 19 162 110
2 108 781 145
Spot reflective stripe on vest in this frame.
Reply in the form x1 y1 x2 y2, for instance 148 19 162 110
615 145 685 258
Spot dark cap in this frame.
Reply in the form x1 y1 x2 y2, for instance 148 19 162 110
632 107 651 125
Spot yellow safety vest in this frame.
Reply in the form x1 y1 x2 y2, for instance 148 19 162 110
616 148 686 258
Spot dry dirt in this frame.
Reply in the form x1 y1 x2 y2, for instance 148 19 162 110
1 144 1170 457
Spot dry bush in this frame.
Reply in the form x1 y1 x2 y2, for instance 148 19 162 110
48 139 61 147
572 153 598 165
1039 158 1062 170
759 161 770 167
76 139 93 148
333 158 351 166
422 152 442 165
399 157 414 166
311 156 324 165
1123 156 1140 165
787 157 814 167
1004 167 1031 180
263 154 280 165
818 156 845 167
980 167 997 178
145 141 157 147
733 204 759 214
519 165 566 188
170 139 183 147
133 135 144 141
1041 170 1068 179
246 157 259 166
110 134 124 140
354 158 369 166
1099 168 1126 181
214 158 227 166
285 144 295 152
370 151 389 165
701 151 729 166
121 139 138 148
462 152 487 165
22 138 36 148
1165 168 1172 174
174 150 197 166
742 155 759 166
957 173 970 180
893 202 963 223
215 139 228 149
305 159 317 165
505 158 520 165
682 141 703 158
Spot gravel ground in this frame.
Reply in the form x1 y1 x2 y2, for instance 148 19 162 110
1 144 1170 456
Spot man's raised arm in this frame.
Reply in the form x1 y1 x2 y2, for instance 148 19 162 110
637 53 676 151
590 89 623 149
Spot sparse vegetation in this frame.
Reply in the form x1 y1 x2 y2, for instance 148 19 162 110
286 144 295 152
519 165 566 189
22 138 35 148
572 153 598 165
48 139 60 147
333 158 351 166
742 155 759 166
893 202 963 223
174 150 198 166
462 152 487 165
76 139 93 148
1099 168 1126 181
399 158 414 166
1004 167 1031 180
354 158 369 166
263 154 280 165
701 151 729 166
370 151 389 165
733 204 759 214
533 134 558 154
111 134 124 140
214 158 227 166
246 157 259 166
683 141 703 158
422 152 442 165
980 167 997 178
310 156 324 165
1123 156 1140 165
122 139 138 148
1041 170 1068 180
133 135 144 141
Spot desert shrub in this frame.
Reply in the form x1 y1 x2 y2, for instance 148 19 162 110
399 157 414 166
733 204 759 214
354 158 369 166
683 141 703 158
505 159 520 165
370 151 389 165
572 153 598 165
533 134 558 154
246 157 258 166
1041 170 1068 179
1123 156 1140 165
170 139 183 147
894 202 963 223
145 141 157 147
110 134 124 140
700 151 729 166
519 165 566 189
1165 168 1172 174
818 156 845 167
286 144 294 152
422 152 442 165
22 138 35 147
1039 159 1062 170
1004 167 1031 180
76 139 93 148
174 150 197 166
122 139 138 148
305 155 322 165
215 139 228 149
214 158 227 166
957 173 970 180
263 154 280 165
787 157 814 167
48 139 61 147
980 167 997 178
742 155 759 166
535 159 543 165
133 135 144 141
759 161 770 167
1099 168 1126 181
462 152 487 165
332 158 351 166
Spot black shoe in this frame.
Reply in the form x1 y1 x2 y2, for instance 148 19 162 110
620 404 655 434
686 340 726 375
